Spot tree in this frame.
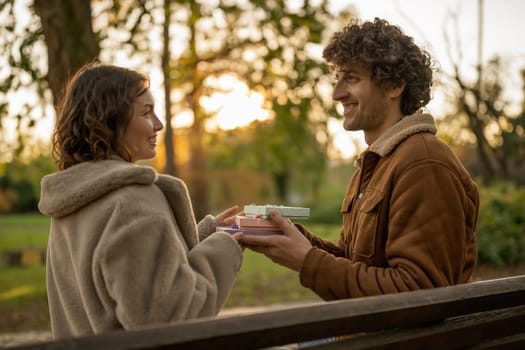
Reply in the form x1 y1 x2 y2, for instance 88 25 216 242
446 58 525 182
162 0 176 176
234 0 340 202
439 7 525 184
33 0 99 105
1 0 352 218
0 0 152 160
0 0 51 159
163 0 348 213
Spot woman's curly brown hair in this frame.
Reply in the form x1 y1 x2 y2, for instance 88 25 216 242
53 62 149 170
323 17 433 116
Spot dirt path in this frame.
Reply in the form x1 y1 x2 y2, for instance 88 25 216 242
0 330 52 347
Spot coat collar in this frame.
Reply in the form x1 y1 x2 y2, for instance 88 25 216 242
39 159 157 217
39 159 200 249
357 113 437 164
369 113 437 156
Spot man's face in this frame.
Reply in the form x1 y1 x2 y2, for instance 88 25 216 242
332 65 391 137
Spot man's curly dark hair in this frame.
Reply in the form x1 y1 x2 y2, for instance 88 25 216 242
323 17 433 116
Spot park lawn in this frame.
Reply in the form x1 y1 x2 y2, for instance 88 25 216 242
0 266 49 333
227 223 339 306
2 214 525 334
0 214 50 251
0 214 340 333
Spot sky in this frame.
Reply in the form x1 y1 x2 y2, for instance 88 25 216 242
338 0 525 78
327 0 525 157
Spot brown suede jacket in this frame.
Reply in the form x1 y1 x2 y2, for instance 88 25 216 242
298 113 479 300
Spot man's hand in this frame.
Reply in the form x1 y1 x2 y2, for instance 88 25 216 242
237 211 312 272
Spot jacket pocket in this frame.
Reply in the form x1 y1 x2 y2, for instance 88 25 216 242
340 194 355 256
353 190 384 259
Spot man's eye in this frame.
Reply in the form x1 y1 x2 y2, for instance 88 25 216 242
335 72 358 83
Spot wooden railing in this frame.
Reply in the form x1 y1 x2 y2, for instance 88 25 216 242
11 275 525 350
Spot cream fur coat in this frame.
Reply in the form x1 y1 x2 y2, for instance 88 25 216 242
39 159 242 339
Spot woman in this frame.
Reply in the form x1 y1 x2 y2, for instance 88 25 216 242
38 62 243 339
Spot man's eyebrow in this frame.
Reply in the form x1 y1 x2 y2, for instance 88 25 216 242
339 68 361 75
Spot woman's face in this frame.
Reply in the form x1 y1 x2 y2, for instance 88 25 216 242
121 89 163 162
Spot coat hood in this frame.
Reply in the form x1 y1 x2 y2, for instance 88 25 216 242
39 160 157 218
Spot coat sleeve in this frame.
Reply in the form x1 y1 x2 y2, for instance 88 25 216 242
95 203 242 329
197 214 217 241
300 160 476 300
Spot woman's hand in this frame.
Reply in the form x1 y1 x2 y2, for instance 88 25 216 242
214 205 241 227
231 231 246 252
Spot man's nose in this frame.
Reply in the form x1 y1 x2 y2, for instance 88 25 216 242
332 80 347 101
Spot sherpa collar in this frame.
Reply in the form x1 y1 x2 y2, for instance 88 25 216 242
367 113 437 157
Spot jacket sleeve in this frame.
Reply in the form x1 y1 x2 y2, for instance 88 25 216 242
295 223 345 257
300 160 476 300
95 204 242 329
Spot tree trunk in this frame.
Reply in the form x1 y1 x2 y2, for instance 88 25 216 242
33 0 99 107
162 0 176 176
454 70 496 183
189 112 209 220
185 3 209 220
522 70 525 114
463 105 495 183
273 172 289 202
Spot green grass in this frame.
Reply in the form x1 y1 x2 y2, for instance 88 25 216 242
0 214 51 332
0 266 47 300
0 214 50 251
0 214 341 333
1 215 524 334
0 266 49 333
225 223 340 307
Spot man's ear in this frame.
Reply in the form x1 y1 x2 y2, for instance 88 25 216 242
388 81 406 99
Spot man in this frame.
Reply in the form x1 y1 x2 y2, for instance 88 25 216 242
238 18 479 300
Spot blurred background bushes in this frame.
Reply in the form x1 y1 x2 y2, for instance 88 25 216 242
2 153 525 267
477 182 525 266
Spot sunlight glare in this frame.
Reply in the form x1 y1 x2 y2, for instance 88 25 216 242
202 75 270 131
328 118 366 159
0 285 35 301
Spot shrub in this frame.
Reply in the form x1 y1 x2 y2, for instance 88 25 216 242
476 182 525 266
0 154 56 213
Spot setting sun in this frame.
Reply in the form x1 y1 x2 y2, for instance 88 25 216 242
201 74 270 131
